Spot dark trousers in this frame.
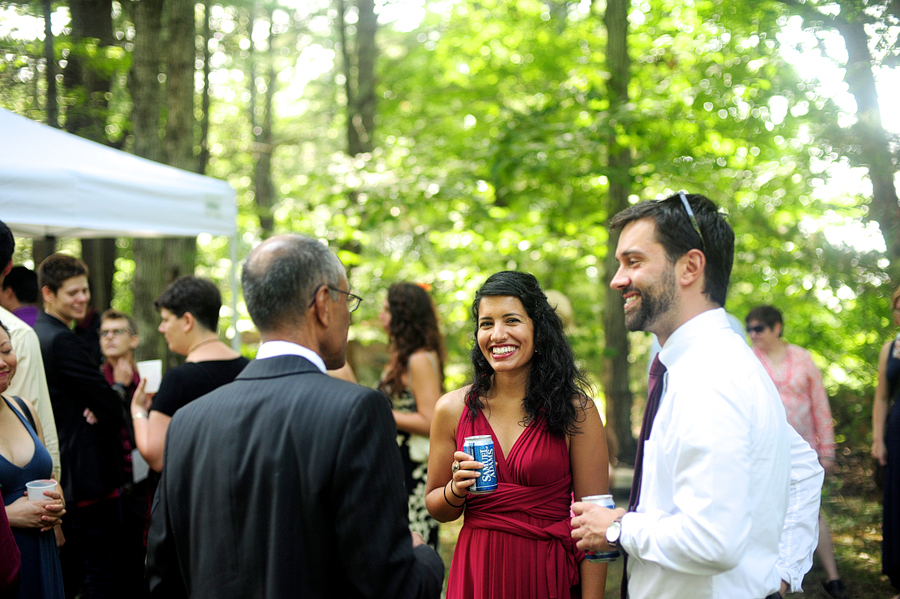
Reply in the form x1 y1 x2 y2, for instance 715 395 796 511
119 482 150 599
60 496 123 599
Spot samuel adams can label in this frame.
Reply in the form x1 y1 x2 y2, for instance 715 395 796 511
463 435 498 494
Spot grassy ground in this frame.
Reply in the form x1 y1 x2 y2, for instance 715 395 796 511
436 445 897 598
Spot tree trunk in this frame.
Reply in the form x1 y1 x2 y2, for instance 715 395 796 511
165 0 197 173
130 0 197 363
33 236 57 268
337 0 377 157
80 238 116 313
253 6 277 235
131 0 165 164
42 0 57 127
63 0 114 139
833 14 900 285
778 0 900 285
603 0 636 465
197 0 212 175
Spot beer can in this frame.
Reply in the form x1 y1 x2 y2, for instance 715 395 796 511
581 494 620 562
463 435 498 494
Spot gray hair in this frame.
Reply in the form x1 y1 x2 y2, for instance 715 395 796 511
241 235 346 333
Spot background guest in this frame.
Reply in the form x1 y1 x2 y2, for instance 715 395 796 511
98 309 149 599
0 321 66 599
747 304 845 599
378 282 445 550
0 266 39 327
130 276 248 472
0 224 59 483
873 285 900 599
35 253 124 598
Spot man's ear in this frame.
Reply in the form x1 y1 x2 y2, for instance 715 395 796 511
41 286 55 305
774 322 784 338
182 312 195 333
678 249 706 287
311 285 332 328
129 335 140 350
2 260 11 278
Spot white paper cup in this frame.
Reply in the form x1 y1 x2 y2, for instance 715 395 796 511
136 359 163 393
26 479 56 502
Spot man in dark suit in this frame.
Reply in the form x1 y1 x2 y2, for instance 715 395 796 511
147 234 444 598
34 253 125 598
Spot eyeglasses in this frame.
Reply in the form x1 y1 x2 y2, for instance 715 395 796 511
98 328 129 338
678 191 706 252
747 325 768 334
308 285 362 313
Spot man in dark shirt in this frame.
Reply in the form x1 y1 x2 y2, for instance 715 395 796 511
34 253 125 598
99 308 149 599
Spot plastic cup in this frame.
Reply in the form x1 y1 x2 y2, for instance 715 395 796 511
26 479 56 502
136 359 162 393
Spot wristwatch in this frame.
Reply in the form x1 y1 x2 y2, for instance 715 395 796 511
606 517 623 548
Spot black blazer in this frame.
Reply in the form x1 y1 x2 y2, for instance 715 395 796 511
33 312 124 502
147 355 444 599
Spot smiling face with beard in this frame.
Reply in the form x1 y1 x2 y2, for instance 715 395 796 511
611 218 683 342
622 260 679 333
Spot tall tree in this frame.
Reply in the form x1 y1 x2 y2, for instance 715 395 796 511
63 0 119 315
602 0 636 464
248 3 278 235
777 0 900 285
129 0 197 362
337 0 377 156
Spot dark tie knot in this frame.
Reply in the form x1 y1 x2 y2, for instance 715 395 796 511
649 355 667 380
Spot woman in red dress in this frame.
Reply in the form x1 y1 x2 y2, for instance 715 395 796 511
426 271 608 599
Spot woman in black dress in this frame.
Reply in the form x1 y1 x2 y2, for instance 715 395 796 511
378 283 445 550
873 284 900 598
130 276 248 472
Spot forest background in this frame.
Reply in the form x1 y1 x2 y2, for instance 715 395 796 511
1 0 899 470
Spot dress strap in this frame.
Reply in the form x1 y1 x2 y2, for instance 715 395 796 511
11 396 36 432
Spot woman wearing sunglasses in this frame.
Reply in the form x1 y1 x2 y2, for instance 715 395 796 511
746 305 845 599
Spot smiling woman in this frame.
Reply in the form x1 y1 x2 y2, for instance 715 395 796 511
424 271 610 599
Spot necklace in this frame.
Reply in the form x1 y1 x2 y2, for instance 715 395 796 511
187 337 219 356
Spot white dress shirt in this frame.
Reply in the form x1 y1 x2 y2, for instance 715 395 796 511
0 306 60 480
620 308 824 599
255 340 327 373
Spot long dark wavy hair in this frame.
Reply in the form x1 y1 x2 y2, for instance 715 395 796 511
466 271 591 437
378 283 446 398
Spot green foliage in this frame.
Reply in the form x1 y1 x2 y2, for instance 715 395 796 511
2 0 895 448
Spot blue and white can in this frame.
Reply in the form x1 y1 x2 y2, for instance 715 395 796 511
463 435 498 494
582 494 620 562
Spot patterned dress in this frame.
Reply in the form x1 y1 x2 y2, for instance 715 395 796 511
753 343 835 460
388 388 440 550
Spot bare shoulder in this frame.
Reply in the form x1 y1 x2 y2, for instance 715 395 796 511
408 349 439 371
434 386 470 422
7 395 37 420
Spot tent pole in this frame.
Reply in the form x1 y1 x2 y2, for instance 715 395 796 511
230 234 241 351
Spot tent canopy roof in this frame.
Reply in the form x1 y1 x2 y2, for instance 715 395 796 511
0 109 236 239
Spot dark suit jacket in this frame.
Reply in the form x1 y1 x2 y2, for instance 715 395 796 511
147 355 444 599
34 312 124 502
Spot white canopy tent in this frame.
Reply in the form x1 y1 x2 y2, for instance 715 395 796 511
0 108 241 348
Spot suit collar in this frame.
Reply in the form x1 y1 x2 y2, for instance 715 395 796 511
237 355 323 381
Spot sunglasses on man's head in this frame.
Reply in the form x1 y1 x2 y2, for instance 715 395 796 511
747 325 768 334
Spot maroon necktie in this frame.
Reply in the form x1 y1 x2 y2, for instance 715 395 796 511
622 354 667 598
628 355 667 510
